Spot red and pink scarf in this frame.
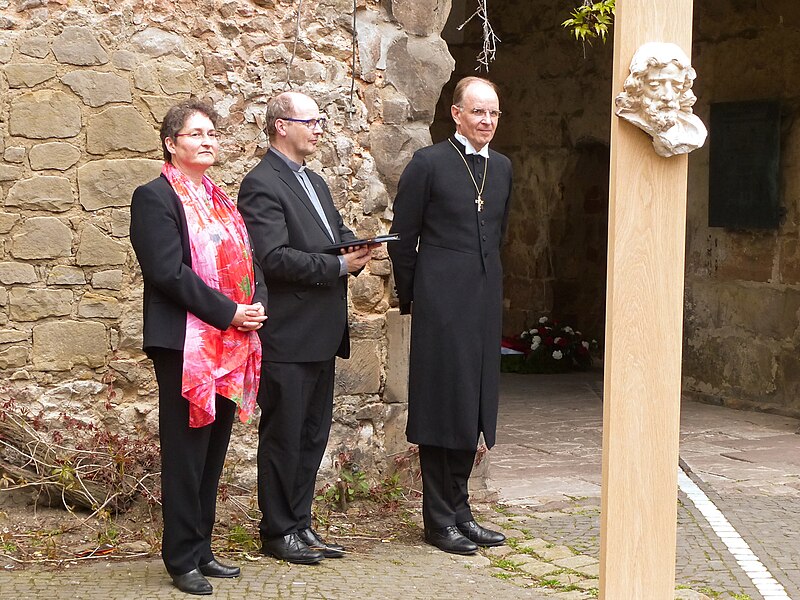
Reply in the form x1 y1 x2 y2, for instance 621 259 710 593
162 162 262 428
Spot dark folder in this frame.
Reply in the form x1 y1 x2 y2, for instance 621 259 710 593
323 233 400 254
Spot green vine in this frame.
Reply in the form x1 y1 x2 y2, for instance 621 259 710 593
562 0 616 43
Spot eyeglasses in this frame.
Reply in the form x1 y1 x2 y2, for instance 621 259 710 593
279 116 328 131
458 106 502 120
174 131 220 141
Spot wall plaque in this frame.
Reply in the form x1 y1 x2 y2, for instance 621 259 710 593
709 100 781 229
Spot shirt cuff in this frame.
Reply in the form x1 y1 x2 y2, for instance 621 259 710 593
338 255 347 276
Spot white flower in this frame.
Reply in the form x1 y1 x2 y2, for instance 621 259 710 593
554 337 562 344
520 331 529 339
576 331 582 336
539 316 548 324
533 335 541 343
530 328 538 335
563 326 573 334
552 350 563 360
531 340 540 350
582 341 590 349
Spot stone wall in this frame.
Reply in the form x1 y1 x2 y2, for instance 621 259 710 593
438 0 800 415
683 0 800 416
8 0 797 489
0 0 455 487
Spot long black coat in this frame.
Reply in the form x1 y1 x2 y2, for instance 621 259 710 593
388 137 512 450
237 149 357 363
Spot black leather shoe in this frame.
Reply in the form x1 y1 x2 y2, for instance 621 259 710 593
261 532 324 564
171 568 213 595
424 526 478 555
199 559 240 578
456 520 506 547
298 527 346 558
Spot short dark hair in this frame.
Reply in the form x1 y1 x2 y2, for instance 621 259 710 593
160 99 219 162
452 76 499 107
264 93 297 140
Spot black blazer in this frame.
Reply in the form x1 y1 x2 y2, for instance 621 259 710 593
130 175 267 353
237 149 356 363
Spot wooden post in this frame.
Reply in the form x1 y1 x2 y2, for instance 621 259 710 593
599 1 694 598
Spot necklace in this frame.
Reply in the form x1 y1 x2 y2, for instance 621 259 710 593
448 138 488 211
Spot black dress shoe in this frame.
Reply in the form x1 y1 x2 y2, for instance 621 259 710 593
424 526 478 555
171 568 213 595
261 532 324 564
199 558 240 578
456 520 506 547
298 527 346 558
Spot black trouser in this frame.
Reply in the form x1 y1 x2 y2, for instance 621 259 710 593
151 349 235 576
257 359 335 539
418 444 476 530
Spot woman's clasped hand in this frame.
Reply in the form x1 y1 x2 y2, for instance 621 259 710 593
233 301 267 331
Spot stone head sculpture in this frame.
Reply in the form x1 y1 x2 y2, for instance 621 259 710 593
615 42 707 157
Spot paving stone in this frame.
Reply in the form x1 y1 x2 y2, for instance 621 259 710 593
553 555 598 570
575 578 599 590
536 545 575 561
572 562 599 578
484 544 516 557
501 528 527 539
552 572 584 585
518 557 560 577
552 592 592 600
516 538 552 553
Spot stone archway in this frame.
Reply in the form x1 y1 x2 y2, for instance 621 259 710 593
431 0 613 340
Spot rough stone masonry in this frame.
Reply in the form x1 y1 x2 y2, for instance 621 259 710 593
0 0 456 488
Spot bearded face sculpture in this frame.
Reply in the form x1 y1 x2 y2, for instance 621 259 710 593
615 42 707 158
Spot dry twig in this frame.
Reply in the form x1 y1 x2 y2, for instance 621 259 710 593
457 0 501 71
0 410 152 513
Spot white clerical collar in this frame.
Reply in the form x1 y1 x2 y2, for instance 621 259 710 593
454 132 489 158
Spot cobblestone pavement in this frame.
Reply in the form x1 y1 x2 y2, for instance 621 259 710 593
0 542 568 600
4 371 799 599
491 371 800 600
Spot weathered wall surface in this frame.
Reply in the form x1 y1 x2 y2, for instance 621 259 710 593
5 0 798 487
0 0 454 486
439 0 800 415
683 0 800 416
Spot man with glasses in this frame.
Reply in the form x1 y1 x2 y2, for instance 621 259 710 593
388 76 512 555
238 91 372 564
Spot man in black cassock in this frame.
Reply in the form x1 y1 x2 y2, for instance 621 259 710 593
388 77 513 555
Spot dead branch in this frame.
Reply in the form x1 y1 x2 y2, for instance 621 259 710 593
457 0 501 71
0 412 142 513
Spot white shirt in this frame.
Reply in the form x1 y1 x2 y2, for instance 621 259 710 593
454 131 490 158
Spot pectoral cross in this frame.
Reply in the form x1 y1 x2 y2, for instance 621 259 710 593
476 195 484 212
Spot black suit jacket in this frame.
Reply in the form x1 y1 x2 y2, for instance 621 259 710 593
237 149 357 363
130 175 267 353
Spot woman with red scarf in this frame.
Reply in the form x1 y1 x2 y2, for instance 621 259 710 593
130 100 266 596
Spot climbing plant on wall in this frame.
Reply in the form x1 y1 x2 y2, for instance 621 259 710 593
562 0 616 43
